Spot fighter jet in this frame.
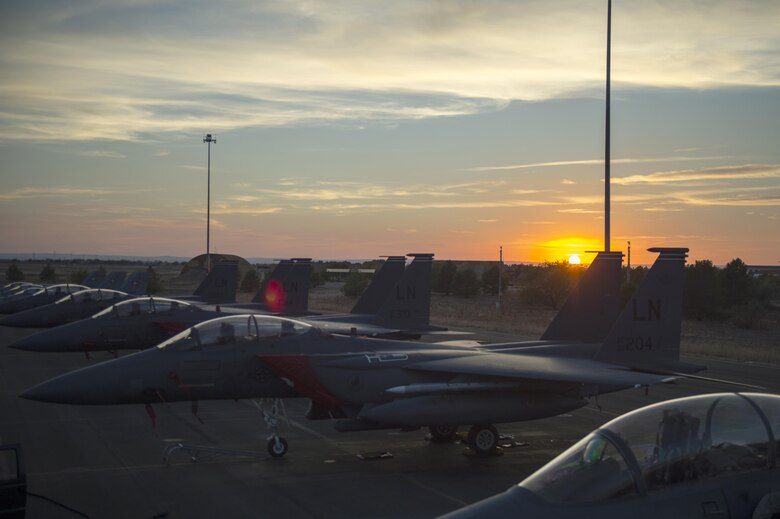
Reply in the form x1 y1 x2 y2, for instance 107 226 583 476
0 263 229 330
0 288 130 328
0 283 88 314
257 248 744 455
8 258 307 354
21 248 718 459
302 253 449 339
440 392 780 519
0 282 43 299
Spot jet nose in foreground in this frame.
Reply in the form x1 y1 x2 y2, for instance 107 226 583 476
20 350 154 404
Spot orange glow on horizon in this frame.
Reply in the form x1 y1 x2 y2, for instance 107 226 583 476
530 236 604 264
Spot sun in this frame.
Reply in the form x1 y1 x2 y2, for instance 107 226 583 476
568 254 581 265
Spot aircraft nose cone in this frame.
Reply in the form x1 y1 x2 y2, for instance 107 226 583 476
20 360 129 404
20 372 96 404
19 350 158 404
9 330 62 352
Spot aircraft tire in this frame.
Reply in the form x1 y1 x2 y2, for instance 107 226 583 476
267 437 288 458
429 425 459 442
468 424 499 455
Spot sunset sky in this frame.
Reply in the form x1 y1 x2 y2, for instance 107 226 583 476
1 0 778 265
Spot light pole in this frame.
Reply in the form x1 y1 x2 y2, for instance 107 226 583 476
604 0 612 252
497 245 503 311
203 133 217 272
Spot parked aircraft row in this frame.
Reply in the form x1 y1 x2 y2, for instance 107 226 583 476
14 247 745 454
6 248 779 517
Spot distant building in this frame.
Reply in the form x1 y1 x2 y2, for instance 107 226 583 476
747 265 780 277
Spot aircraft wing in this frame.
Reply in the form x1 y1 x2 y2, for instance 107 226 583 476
404 353 676 388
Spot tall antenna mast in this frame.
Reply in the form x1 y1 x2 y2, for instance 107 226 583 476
203 133 217 272
604 0 612 252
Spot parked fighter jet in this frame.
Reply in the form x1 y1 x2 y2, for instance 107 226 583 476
0 283 88 314
441 392 780 519
259 248 739 454
8 258 307 354
0 263 231 330
0 288 129 328
0 282 43 299
21 248 722 459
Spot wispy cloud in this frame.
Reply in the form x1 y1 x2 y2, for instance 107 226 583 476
0 187 124 201
470 155 735 172
612 164 780 185
74 150 127 159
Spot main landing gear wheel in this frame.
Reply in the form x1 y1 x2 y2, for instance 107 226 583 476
468 424 499 455
267 437 288 458
429 425 459 442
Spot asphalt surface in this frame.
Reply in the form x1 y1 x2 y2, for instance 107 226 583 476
2 324 779 519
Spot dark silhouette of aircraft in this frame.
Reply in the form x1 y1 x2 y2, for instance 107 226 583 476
0 288 129 328
20 247 736 459
0 283 88 314
440 392 780 519
7 259 280 354
0 262 228 329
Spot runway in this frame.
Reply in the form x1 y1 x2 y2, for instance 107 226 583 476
2 324 779 518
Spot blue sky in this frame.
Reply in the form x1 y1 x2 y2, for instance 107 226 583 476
1 0 778 264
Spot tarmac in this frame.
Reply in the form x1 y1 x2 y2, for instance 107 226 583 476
2 324 779 518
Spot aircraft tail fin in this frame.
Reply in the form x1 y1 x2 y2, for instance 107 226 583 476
252 259 311 315
375 253 433 329
82 270 106 288
280 258 311 315
595 248 688 369
192 261 238 304
119 271 150 295
252 260 293 303
541 251 623 343
350 256 406 314
99 272 127 290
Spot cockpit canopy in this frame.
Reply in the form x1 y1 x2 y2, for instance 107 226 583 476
92 296 196 319
157 314 312 352
42 284 88 297
520 393 780 504
56 289 127 305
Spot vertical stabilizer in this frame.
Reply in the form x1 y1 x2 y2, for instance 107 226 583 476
595 248 688 368
281 258 311 315
375 253 433 328
252 260 293 303
252 259 311 315
351 256 406 314
120 272 150 295
541 251 623 343
82 271 106 288
193 261 238 304
99 272 127 290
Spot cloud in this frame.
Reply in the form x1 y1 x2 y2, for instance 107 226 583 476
612 164 780 185
557 208 602 214
0 186 124 201
1 1 779 141
470 155 735 172
561 179 575 185
74 150 127 158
